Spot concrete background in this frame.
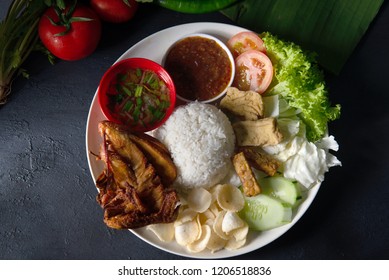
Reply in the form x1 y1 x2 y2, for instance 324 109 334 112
0 1 388 259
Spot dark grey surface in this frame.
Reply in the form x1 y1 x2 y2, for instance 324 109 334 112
1 1 388 260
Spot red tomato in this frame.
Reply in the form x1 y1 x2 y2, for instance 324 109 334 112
234 50 273 94
39 5 101 61
90 0 138 23
227 31 267 58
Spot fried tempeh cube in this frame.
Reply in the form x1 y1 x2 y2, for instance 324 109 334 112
237 146 280 176
232 152 261 196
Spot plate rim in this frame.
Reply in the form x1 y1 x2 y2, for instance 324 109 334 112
85 22 321 259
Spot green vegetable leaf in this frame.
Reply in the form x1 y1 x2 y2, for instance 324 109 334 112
56 0 66 10
121 85 133 97
19 68 29 79
135 85 143 97
261 32 341 142
123 100 134 112
10 52 21 68
115 93 124 103
0 0 47 104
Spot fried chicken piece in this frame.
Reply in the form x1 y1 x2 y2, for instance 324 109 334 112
237 146 280 176
232 152 261 197
128 133 177 186
96 121 179 229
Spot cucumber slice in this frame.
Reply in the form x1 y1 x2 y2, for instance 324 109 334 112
239 194 292 231
260 176 301 207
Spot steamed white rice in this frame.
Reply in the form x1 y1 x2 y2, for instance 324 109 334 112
153 102 235 190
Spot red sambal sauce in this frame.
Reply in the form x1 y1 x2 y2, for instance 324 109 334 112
164 36 232 101
107 68 171 129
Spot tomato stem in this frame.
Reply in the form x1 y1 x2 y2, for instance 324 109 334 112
123 0 132 8
48 0 94 36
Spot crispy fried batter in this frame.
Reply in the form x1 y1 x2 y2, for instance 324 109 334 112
232 152 261 197
96 121 179 229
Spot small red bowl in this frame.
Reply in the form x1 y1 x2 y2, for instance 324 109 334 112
98 58 176 132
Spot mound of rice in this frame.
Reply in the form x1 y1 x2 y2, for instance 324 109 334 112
153 102 235 190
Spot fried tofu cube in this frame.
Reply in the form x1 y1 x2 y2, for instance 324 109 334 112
233 117 283 147
220 87 264 120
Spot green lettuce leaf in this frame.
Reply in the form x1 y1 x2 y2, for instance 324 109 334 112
262 32 341 142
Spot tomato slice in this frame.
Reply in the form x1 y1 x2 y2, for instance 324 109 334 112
234 50 273 94
227 31 267 58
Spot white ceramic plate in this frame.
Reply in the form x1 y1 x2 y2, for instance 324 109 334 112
86 22 320 259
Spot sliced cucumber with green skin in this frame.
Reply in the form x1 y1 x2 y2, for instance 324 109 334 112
259 176 302 207
239 194 292 231
155 0 239 13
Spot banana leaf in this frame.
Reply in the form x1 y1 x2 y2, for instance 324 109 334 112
222 0 384 74
154 0 239 13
